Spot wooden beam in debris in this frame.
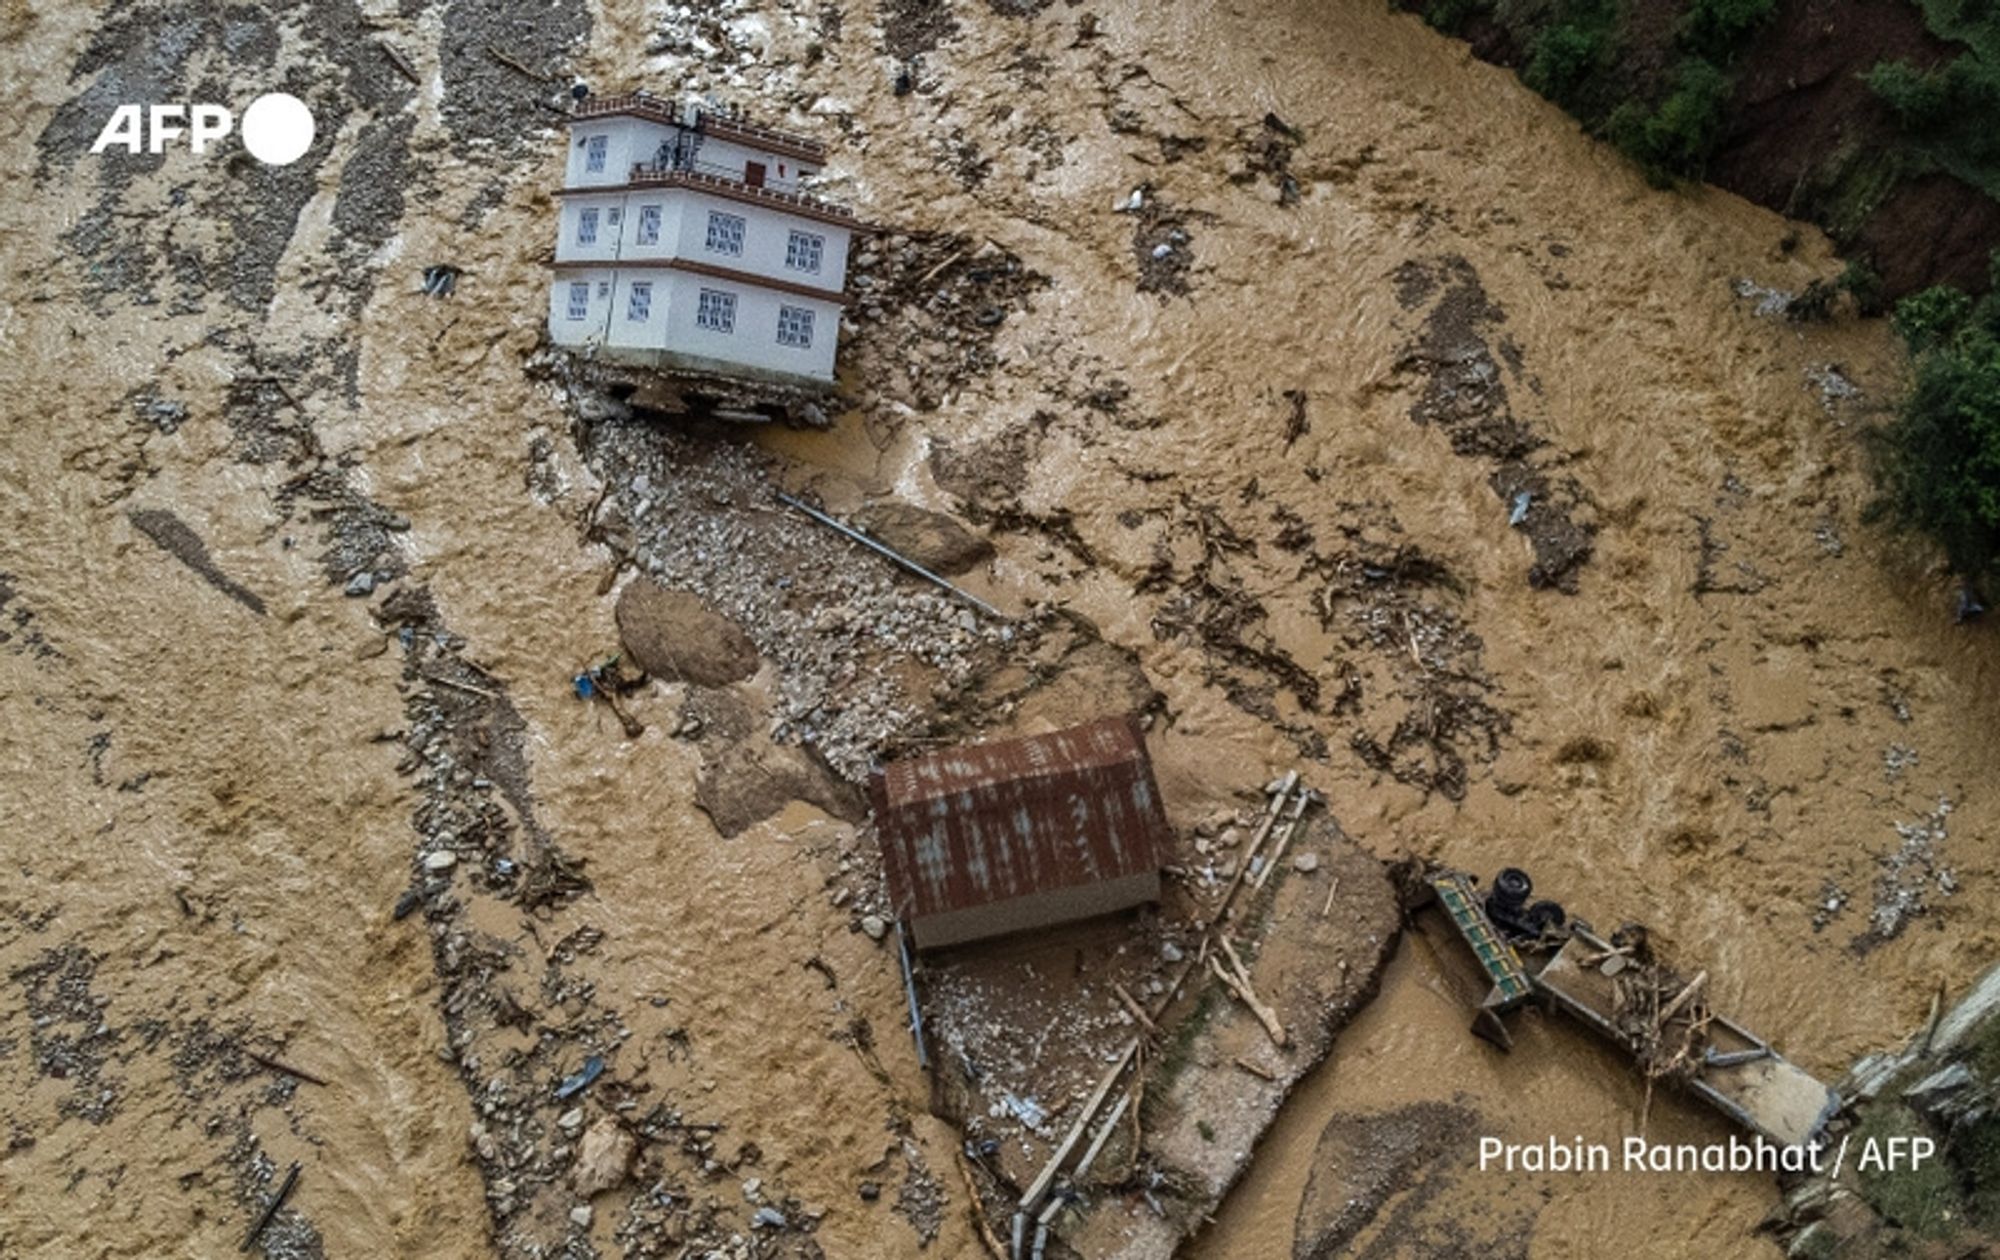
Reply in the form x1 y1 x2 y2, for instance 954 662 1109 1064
1020 1038 1138 1216
1213 936 1287 1048
776 493 1007 621
1253 788 1317 892
1206 772 1295 928
241 1161 301 1253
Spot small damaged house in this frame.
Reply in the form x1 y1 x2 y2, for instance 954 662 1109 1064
548 91 856 387
872 716 1173 951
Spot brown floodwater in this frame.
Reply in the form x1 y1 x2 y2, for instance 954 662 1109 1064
2 0 1996 1257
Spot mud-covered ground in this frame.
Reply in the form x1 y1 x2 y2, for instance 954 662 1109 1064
3 1 1998 1259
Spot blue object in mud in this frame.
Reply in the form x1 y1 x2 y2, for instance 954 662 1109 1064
1509 492 1532 527
554 1055 604 1100
573 672 595 700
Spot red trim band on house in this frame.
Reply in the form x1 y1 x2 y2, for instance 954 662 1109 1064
698 115 825 165
551 256 851 306
554 171 866 231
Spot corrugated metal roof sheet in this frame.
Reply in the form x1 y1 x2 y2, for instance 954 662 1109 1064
871 716 1172 922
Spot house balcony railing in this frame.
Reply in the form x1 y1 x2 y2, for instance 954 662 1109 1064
699 113 827 160
627 164 856 221
571 93 826 160
573 91 681 127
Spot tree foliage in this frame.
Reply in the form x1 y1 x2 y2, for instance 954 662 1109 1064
1606 59 1733 182
1679 0 1778 61
1873 285 2000 584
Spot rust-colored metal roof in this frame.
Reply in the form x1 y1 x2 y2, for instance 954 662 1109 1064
870 716 1172 923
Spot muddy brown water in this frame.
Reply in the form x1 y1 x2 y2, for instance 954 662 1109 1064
2 0 1997 1257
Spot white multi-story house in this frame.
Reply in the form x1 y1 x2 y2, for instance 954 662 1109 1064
548 92 857 387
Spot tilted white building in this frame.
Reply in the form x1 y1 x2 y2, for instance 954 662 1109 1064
548 92 857 387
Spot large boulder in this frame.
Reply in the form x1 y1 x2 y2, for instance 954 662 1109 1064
851 502 994 576
614 579 760 686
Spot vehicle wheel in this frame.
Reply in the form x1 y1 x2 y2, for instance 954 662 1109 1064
1493 868 1533 902
1523 900 1566 934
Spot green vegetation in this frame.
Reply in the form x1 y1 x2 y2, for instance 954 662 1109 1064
1524 22 1612 109
1412 0 1779 185
1679 0 1776 61
1866 0 2000 199
1870 278 2000 585
1854 1104 1966 1235
1607 58 1733 183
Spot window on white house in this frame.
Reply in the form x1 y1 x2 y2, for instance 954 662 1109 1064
704 211 745 256
584 134 608 174
784 230 823 273
566 281 589 321
627 282 652 322
636 204 662 245
696 288 736 333
577 207 599 246
776 305 814 348
597 281 610 298
606 207 622 226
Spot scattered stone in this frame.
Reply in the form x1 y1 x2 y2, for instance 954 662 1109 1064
753 1206 786 1229
557 1107 584 1132
569 1204 592 1228
859 1180 882 1202
1293 852 1320 874
345 571 377 597
614 577 761 686
1161 941 1184 963
572 1117 636 1197
424 850 458 872
860 914 888 941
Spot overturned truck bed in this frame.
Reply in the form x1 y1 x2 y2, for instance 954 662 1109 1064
1534 927 1840 1147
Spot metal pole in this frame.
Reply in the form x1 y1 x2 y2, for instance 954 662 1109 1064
776 492 1007 621
896 920 929 1071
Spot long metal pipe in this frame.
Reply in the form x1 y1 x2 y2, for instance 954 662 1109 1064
776 492 1007 621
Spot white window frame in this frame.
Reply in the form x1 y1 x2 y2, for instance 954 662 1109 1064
704 211 745 257
775 304 814 348
627 281 652 322
577 207 599 246
636 204 662 246
565 281 589 321
584 134 608 174
695 288 736 333
784 230 824 274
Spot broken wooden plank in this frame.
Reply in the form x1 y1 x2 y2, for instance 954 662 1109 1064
1020 1038 1138 1215
1213 936 1287 1048
421 672 499 700
1070 1088 1133 1184
1252 788 1315 892
1207 772 1298 928
485 45 549 82
1111 982 1157 1035
245 1050 328 1088
241 1161 301 1253
377 40 420 85
1233 1055 1277 1081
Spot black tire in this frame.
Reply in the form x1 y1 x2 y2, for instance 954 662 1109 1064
1523 900 1567 934
1493 868 1533 902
